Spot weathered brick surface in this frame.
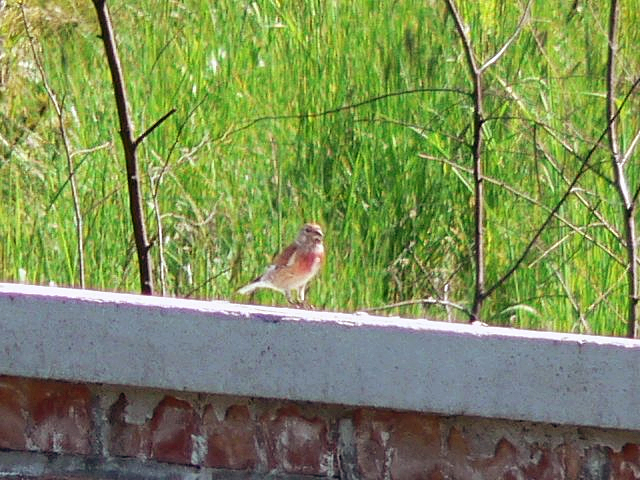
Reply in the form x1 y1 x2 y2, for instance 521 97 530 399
608 443 640 479
260 404 335 476
353 409 442 479
107 393 200 464
0 376 91 455
149 395 199 464
0 379 28 449
107 392 150 458
2 374 640 479
202 403 259 469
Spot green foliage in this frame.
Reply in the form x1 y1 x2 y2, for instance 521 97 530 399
1 0 639 334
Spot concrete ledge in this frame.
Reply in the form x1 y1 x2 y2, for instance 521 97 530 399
1 282 639 431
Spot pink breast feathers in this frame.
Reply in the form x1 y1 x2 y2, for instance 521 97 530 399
297 250 323 274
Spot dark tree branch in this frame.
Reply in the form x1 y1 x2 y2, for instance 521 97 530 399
92 0 153 294
135 108 177 147
445 0 485 323
444 0 532 322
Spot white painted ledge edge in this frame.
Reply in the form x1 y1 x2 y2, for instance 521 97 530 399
1 282 639 431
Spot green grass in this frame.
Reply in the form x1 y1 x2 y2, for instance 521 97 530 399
1 0 640 335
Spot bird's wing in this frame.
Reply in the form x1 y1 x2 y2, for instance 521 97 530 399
272 243 298 267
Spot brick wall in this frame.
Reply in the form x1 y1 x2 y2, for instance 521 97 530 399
1 375 640 479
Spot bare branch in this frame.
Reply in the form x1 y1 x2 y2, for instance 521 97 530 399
445 0 487 322
216 87 469 143
20 3 85 288
606 2 622 166
606 0 638 338
419 153 624 266
92 0 154 294
479 0 532 73
135 108 177 147
444 0 480 75
483 74 640 301
624 129 640 168
362 298 471 317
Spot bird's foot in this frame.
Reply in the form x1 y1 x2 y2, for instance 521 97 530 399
287 299 314 310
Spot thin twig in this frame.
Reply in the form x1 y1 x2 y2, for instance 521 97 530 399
135 107 177 147
152 96 209 199
494 75 612 183
20 3 85 288
147 167 167 296
623 129 640 169
479 0 532 73
584 271 626 319
183 268 231 298
362 297 471 316
606 0 638 338
215 87 469 142
419 152 624 266
550 264 585 328
536 144 622 245
70 141 111 159
484 75 640 302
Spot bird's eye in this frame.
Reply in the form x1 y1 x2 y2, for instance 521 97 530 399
305 226 312 233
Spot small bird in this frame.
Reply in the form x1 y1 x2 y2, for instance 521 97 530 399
238 223 325 305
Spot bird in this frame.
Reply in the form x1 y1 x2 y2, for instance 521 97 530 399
238 223 325 305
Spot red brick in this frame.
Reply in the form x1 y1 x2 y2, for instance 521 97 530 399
353 409 442 480
521 444 564 480
0 378 28 449
443 426 477 479
149 395 199 465
609 443 640 480
202 404 259 470
107 392 151 458
352 412 386 479
0 376 91 454
470 437 518 479
261 404 334 476
554 442 582 480
27 380 92 454
425 469 447 480
446 426 470 459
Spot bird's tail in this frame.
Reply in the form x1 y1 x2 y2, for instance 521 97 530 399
238 280 282 295
238 280 269 295
238 281 260 295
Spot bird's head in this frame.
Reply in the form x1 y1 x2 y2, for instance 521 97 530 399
297 223 324 246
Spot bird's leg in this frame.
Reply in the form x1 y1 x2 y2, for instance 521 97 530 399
286 290 303 308
297 285 315 310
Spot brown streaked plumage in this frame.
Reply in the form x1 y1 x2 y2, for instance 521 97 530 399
238 223 325 304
